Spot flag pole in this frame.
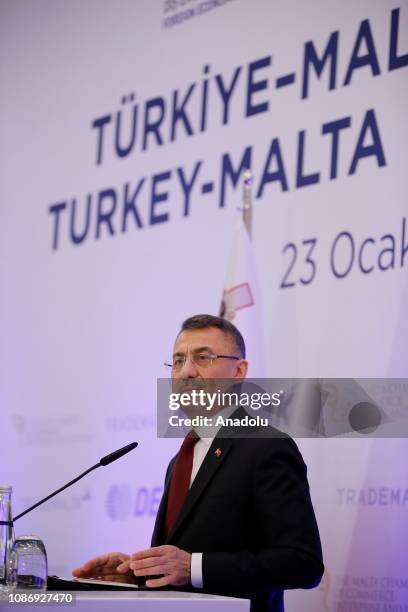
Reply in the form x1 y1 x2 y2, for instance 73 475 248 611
242 169 253 238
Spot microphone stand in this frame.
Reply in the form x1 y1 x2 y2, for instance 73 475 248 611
13 463 100 522
13 441 138 522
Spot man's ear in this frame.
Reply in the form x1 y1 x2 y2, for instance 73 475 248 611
235 359 248 379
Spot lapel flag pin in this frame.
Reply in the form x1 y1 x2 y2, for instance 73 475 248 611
215 448 222 457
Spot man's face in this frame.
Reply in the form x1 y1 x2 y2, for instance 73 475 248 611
170 327 248 416
172 327 248 380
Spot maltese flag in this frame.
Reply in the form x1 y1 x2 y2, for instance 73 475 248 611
219 218 267 378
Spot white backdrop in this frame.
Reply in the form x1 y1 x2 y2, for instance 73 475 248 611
0 1 407 609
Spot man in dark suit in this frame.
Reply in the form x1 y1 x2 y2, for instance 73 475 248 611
73 314 324 611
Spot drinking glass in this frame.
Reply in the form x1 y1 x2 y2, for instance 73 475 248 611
9 536 47 590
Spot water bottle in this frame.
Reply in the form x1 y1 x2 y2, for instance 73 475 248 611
0 485 15 589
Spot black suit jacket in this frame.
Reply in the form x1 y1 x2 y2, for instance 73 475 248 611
151 410 324 612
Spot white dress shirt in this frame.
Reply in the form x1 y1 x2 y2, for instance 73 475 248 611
186 404 237 588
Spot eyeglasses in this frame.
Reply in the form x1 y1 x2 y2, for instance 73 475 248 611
164 352 240 372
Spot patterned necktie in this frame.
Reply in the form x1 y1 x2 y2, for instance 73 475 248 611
164 431 199 539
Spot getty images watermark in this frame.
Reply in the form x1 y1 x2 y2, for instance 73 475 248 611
157 378 408 438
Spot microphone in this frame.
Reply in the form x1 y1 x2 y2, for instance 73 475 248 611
13 442 138 522
99 441 138 466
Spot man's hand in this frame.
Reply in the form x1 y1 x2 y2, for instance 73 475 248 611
72 552 135 584
129 545 191 588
